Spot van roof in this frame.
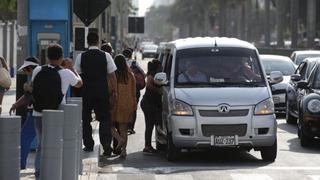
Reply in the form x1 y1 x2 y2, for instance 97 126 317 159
167 37 256 50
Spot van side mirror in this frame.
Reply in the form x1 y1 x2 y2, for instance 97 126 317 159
297 81 309 89
154 72 168 86
291 74 301 82
269 71 283 85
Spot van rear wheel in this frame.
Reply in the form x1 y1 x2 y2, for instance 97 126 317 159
260 139 277 162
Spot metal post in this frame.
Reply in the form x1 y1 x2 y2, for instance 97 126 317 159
61 104 80 180
0 115 21 180
3 22 8 61
9 21 16 77
41 110 64 180
67 97 83 175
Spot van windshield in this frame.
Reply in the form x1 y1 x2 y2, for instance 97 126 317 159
175 47 265 87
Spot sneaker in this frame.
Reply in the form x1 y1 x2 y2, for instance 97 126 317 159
128 129 136 135
143 147 157 155
103 146 113 157
83 147 93 152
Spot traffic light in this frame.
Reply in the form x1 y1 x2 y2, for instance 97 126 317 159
128 17 144 34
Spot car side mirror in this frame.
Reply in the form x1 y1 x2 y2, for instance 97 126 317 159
269 71 283 85
291 74 301 82
154 72 168 86
297 81 309 89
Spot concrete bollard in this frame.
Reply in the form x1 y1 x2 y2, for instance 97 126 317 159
0 115 21 180
67 97 83 175
61 104 79 180
41 110 64 180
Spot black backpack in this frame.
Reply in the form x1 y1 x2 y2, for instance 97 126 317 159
33 65 64 112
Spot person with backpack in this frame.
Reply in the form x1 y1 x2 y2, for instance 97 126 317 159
122 48 146 134
74 32 117 157
31 44 82 178
0 56 9 115
9 57 39 170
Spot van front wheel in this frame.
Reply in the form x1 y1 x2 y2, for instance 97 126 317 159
260 139 277 162
166 133 180 161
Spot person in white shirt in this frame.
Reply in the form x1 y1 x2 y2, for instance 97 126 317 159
74 32 117 157
31 44 82 178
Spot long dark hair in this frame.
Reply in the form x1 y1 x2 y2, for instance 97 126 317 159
114 54 129 84
147 59 162 76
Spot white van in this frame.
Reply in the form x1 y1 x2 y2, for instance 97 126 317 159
154 37 283 162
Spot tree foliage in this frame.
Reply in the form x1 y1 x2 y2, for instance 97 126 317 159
0 0 17 20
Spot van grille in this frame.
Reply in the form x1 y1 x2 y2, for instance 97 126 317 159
201 124 247 137
199 109 249 117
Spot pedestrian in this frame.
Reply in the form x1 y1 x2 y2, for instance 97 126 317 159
74 32 117 157
32 44 82 178
9 57 39 169
141 59 162 154
122 48 146 135
101 42 114 58
0 56 9 115
111 54 136 159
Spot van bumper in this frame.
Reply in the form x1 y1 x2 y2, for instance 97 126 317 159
170 114 277 149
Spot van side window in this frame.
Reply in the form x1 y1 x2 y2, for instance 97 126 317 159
164 54 173 78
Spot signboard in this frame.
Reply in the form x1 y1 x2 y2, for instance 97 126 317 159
128 17 144 34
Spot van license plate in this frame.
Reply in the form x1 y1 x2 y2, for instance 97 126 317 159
211 135 237 146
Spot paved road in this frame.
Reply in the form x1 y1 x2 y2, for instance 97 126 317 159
2 57 320 180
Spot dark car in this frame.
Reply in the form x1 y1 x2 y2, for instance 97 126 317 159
295 61 320 147
260 55 296 114
286 58 320 124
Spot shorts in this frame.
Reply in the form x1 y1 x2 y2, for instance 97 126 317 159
0 86 5 93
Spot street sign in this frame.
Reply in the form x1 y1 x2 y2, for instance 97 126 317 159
128 17 144 34
73 0 111 26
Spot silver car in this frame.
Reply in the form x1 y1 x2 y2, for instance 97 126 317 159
154 37 282 162
260 55 297 114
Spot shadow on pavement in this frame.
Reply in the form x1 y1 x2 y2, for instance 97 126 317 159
287 137 320 154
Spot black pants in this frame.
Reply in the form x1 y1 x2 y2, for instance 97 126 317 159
141 98 161 147
82 96 112 150
128 91 140 130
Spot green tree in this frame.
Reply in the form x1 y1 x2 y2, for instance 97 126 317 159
0 0 17 20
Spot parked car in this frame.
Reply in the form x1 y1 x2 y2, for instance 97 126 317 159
260 55 297 114
142 44 158 59
290 50 320 65
154 37 282 162
286 58 320 124
295 61 320 147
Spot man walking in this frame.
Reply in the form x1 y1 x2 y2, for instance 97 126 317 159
75 32 117 156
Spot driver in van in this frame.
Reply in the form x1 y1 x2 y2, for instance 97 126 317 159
178 60 208 83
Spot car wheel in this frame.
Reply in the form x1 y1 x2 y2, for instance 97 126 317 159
260 139 277 162
300 128 312 147
286 101 297 124
166 132 180 161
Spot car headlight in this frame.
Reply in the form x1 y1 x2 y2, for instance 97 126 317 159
254 98 274 115
307 99 320 113
172 100 193 116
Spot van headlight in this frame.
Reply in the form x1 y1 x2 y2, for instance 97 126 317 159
172 100 193 116
254 98 274 115
307 99 320 113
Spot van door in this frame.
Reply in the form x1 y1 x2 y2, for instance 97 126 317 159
160 49 173 136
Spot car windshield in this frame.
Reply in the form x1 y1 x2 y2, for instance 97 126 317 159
261 60 295 76
175 47 265 87
312 66 320 89
296 54 320 65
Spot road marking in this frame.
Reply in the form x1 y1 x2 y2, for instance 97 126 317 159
309 175 320 180
155 174 193 180
97 174 117 180
231 173 273 180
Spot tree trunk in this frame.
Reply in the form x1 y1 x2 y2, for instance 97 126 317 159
307 0 316 48
246 0 253 42
265 0 271 47
240 2 246 40
291 0 299 48
218 0 226 36
276 0 285 48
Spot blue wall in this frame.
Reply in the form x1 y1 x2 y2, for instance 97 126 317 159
29 0 69 20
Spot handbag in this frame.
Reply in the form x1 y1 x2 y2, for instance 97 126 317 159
0 67 11 88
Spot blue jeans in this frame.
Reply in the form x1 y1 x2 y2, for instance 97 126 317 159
20 112 36 169
34 116 42 177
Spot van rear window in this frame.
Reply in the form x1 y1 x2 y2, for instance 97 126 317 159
175 47 265 87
